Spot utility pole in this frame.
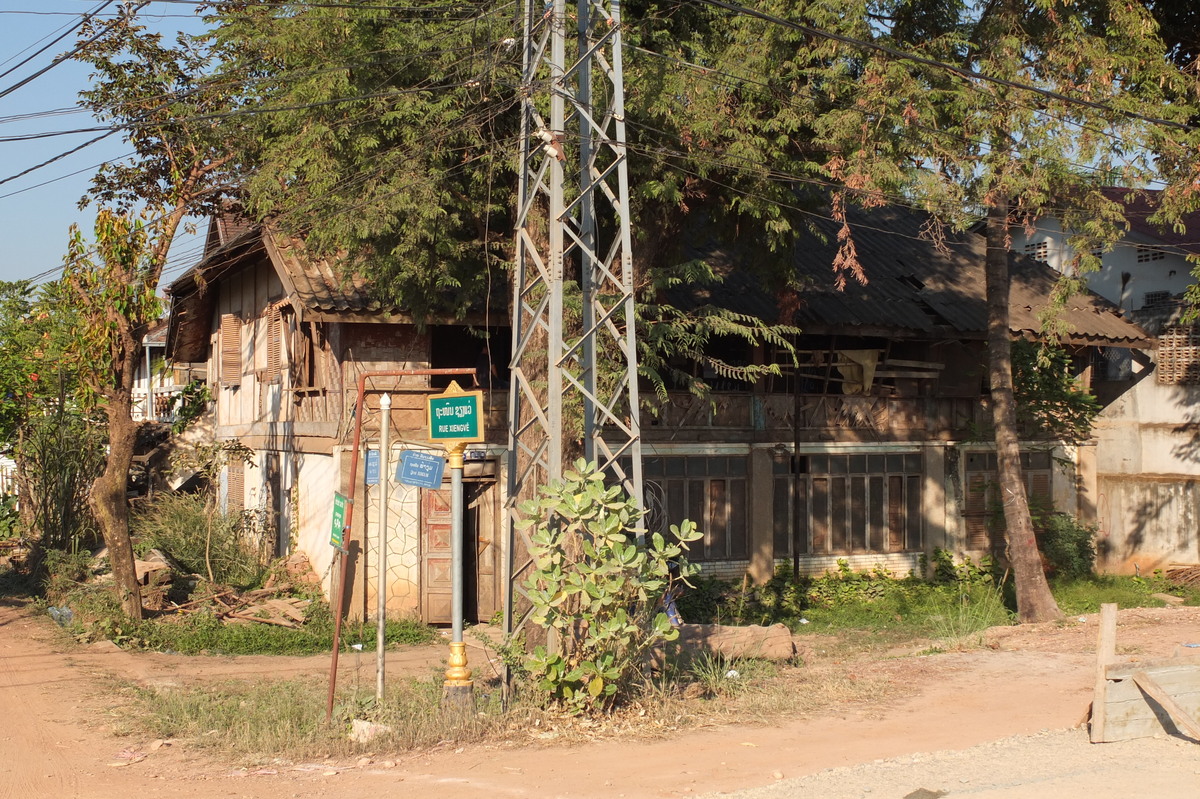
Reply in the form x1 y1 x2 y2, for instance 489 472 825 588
505 0 643 640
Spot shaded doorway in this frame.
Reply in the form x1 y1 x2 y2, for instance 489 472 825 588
420 479 499 624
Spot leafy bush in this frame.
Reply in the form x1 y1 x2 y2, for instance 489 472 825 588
18 404 103 558
0 495 19 542
924 548 996 584
517 459 702 714
1036 512 1096 578
675 576 738 624
132 492 271 588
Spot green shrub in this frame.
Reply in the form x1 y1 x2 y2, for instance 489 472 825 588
925 548 996 585
1050 572 1200 613
674 575 736 624
516 459 702 715
1037 513 1096 578
0 495 19 542
132 492 271 588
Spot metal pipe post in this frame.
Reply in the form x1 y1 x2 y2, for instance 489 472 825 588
376 392 391 700
443 442 473 709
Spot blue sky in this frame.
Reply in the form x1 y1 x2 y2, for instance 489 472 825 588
0 1 208 286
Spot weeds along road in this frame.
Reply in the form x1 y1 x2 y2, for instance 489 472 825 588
1 598 1198 799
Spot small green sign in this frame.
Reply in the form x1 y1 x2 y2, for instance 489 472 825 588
330 492 348 548
427 383 484 443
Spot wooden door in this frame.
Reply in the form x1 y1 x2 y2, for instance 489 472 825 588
471 483 499 622
421 489 453 624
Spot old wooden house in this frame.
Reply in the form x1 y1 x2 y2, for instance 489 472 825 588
167 203 1150 623
167 216 509 623
643 204 1150 584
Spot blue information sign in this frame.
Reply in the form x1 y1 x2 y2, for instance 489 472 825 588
365 449 381 485
397 450 446 489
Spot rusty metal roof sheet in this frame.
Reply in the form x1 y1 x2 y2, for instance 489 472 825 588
686 203 1151 347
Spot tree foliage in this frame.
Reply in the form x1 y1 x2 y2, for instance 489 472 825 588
1011 340 1101 445
61 5 243 618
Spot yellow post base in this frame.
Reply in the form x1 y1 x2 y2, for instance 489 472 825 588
444 640 472 683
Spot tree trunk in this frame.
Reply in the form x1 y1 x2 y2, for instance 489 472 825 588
984 200 1061 624
89 359 143 620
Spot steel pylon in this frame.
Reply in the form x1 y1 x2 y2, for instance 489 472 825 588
504 0 643 638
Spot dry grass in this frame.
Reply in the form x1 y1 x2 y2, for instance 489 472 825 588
113 642 901 764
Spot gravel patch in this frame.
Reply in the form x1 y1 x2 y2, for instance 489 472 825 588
700 728 1200 799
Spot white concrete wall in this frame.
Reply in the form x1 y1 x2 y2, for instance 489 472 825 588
295 450 341 594
1092 373 1200 572
1095 475 1200 572
1094 376 1200 477
1011 219 1194 311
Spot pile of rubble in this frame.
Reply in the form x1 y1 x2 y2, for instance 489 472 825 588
135 550 322 628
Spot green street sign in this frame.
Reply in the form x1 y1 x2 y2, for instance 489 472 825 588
330 492 348 548
427 381 484 443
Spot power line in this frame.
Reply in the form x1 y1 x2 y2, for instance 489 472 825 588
0 2 146 102
0 150 135 202
0 130 119 188
0 1 112 81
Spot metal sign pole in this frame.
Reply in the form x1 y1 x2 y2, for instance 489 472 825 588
425 380 480 711
443 442 472 708
376 392 391 700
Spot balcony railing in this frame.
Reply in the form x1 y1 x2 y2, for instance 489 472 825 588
647 391 988 440
132 385 185 423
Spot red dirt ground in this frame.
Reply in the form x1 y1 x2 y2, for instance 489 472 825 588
2 599 1198 799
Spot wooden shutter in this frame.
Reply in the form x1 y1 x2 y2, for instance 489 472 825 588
965 473 992 550
220 314 241 386
226 460 245 513
265 307 282 382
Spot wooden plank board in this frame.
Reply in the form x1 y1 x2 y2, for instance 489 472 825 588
883 359 945 370
1107 654 1200 677
266 598 308 622
1090 603 1117 743
1132 671 1200 741
1100 661 1200 743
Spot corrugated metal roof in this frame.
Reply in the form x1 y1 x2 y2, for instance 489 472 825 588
1100 186 1200 256
682 203 1150 347
263 231 389 318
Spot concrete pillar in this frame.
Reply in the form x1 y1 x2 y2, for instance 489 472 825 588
1075 442 1098 524
922 445 949 561
747 446 775 583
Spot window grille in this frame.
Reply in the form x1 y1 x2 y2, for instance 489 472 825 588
1142 290 1171 308
644 456 748 561
1136 246 1166 263
772 452 923 557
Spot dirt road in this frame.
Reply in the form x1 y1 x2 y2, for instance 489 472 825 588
1 598 1197 799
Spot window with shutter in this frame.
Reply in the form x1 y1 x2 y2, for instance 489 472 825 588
265 306 282 382
963 451 1056 551
772 452 924 556
220 314 241 387
226 460 244 513
642 456 749 561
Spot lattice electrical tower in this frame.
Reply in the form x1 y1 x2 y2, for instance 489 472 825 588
504 0 643 634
